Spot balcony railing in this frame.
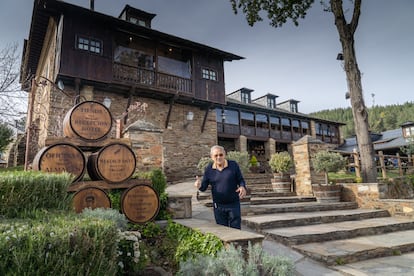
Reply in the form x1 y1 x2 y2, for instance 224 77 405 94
113 62 192 94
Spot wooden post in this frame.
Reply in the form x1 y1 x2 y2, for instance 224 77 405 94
397 153 403 176
352 149 361 179
115 119 123 139
378 151 387 179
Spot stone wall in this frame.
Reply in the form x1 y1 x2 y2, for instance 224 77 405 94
292 136 330 196
342 180 414 217
167 195 192 219
37 83 217 181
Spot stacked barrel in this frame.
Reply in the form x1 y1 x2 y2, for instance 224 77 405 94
32 100 159 223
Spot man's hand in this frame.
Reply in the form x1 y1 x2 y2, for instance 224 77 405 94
236 186 246 199
194 175 201 189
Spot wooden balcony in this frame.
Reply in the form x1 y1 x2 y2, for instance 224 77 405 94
113 62 192 94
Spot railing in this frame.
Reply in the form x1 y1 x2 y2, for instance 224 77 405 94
113 62 192 94
339 150 414 178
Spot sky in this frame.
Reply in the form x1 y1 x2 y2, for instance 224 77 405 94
0 0 412 114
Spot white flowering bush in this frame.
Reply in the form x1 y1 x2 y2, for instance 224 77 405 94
117 230 144 274
269 152 293 173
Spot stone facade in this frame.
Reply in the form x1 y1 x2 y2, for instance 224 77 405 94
31 82 217 181
292 135 330 196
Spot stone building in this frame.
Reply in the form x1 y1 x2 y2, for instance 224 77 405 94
19 0 344 181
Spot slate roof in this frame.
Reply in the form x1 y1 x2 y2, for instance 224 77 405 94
336 128 410 153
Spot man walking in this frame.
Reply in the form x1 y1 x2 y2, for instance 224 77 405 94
195 145 247 229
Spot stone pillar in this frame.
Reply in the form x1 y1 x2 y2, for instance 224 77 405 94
310 120 317 138
236 135 247 153
292 135 329 196
265 138 275 160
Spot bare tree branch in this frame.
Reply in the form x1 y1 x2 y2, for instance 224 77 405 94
0 43 28 124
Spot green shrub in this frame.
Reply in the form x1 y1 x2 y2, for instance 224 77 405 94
250 155 258 167
0 213 120 275
0 171 73 218
178 242 294 276
166 221 223 264
226 151 251 174
312 151 347 184
108 189 122 211
269 152 293 173
81 207 128 230
197 156 212 174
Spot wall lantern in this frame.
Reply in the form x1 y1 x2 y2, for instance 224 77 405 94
103 97 112 108
186 111 194 121
183 111 194 129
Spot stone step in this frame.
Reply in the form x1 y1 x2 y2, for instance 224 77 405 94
243 208 390 230
263 216 414 246
250 196 315 205
173 218 264 250
241 201 358 216
197 190 298 202
292 229 414 266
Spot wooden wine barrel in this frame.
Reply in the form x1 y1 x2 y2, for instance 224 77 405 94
63 100 112 141
32 143 86 183
87 142 137 183
312 184 342 203
121 184 160 224
271 173 292 193
72 187 111 213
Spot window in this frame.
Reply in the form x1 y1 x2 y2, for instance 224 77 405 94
290 102 298 113
241 91 250 104
281 118 291 132
267 98 276 109
241 111 255 127
256 113 268 128
302 121 309 135
202 68 217 81
76 36 102 54
403 126 414 138
270 116 280 131
216 109 239 125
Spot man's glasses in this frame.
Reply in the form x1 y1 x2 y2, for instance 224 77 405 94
213 153 224 157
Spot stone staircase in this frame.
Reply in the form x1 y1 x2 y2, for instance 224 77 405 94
196 173 414 268
241 196 414 267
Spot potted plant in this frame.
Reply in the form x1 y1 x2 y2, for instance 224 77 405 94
311 150 347 202
249 155 259 173
268 151 293 192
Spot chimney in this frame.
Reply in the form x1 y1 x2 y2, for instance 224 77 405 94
90 0 94 11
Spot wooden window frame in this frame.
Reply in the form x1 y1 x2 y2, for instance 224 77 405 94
201 68 217 81
76 35 103 55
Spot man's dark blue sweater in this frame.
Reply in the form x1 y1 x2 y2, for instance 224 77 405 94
199 160 246 205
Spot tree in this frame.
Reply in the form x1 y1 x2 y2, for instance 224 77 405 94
0 122 13 152
0 43 27 124
230 0 377 182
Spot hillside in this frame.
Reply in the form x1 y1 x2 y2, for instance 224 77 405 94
309 101 414 138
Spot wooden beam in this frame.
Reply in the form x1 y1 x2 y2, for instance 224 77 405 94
165 95 178 129
201 105 212 133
